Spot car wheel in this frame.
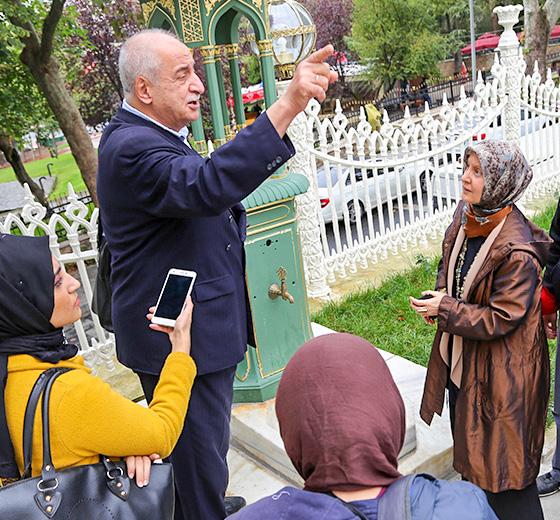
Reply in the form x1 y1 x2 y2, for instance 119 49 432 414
347 200 364 224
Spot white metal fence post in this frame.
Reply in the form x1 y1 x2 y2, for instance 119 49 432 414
495 4 524 144
288 110 332 300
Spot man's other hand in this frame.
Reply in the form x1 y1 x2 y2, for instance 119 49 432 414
267 44 338 137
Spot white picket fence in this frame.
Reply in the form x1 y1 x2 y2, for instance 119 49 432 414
3 4 560 365
288 4 560 298
0 185 115 372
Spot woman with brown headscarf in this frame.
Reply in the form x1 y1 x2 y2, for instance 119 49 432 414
411 140 551 520
230 333 497 520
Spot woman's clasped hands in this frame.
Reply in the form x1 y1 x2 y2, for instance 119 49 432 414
409 290 446 325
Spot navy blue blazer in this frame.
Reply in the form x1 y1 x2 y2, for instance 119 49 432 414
96 109 295 375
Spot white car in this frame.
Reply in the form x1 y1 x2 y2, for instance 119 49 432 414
316 163 432 224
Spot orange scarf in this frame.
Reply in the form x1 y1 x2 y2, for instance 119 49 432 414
463 205 512 238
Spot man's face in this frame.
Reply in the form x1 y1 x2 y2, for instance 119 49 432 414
149 38 205 131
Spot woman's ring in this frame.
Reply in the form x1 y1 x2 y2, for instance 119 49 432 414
315 74 320 82
416 307 428 313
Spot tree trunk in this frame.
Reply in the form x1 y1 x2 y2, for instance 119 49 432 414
525 0 550 78
20 49 99 205
0 134 49 208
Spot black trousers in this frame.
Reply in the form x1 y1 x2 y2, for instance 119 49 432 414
448 386 544 520
137 366 236 520
484 483 544 520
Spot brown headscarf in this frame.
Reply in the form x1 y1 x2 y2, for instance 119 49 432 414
463 140 532 216
275 333 405 492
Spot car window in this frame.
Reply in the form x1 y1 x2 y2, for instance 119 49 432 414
316 166 340 188
345 168 363 185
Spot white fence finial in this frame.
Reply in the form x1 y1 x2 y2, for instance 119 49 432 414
495 3 523 144
22 183 34 205
494 4 523 50
67 182 77 198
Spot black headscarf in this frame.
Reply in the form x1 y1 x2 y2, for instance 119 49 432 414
0 234 78 478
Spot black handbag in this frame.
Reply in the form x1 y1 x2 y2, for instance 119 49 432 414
0 367 175 519
92 218 114 332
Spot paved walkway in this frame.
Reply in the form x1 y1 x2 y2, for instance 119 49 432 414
0 177 55 212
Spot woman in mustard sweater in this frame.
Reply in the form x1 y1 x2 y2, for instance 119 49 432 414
0 234 196 488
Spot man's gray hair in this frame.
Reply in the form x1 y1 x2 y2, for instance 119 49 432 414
119 29 180 96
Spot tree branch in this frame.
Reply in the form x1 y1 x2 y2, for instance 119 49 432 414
40 0 66 63
7 0 41 51
544 0 560 26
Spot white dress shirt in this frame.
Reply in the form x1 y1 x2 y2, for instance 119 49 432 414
122 99 190 146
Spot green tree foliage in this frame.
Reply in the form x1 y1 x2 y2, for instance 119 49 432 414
350 0 449 87
0 23 53 206
0 0 99 203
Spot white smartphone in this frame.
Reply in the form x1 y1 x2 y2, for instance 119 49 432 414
151 268 197 328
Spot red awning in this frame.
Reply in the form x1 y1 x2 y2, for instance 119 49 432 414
461 32 501 56
227 87 264 108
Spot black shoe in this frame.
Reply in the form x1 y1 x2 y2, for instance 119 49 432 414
537 471 560 497
225 496 247 516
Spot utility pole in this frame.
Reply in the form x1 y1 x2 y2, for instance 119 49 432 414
469 0 476 85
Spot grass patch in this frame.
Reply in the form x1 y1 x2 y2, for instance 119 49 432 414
532 201 557 231
313 202 558 424
315 255 440 366
0 153 86 199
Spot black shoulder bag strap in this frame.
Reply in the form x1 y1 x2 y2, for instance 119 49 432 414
22 368 73 479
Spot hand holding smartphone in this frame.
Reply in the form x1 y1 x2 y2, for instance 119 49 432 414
152 269 197 328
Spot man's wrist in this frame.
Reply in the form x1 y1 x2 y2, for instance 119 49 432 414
266 96 301 138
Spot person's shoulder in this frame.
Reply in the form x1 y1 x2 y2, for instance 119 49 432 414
410 476 497 520
229 487 354 520
101 118 169 151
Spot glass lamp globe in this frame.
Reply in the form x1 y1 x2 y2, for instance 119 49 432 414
248 0 316 77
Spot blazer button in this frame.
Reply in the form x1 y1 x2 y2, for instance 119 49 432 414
226 243 231 251
266 163 273 171
228 214 233 222
275 155 282 164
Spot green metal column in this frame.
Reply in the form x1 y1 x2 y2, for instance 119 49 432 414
225 43 246 129
257 40 278 108
214 50 231 137
191 117 206 153
199 45 227 145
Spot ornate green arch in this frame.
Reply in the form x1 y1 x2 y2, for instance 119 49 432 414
209 0 266 45
147 6 178 34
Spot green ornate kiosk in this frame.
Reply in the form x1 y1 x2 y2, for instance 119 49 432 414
139 0 313 402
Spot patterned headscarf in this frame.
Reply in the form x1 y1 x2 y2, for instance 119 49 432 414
463 140 532 215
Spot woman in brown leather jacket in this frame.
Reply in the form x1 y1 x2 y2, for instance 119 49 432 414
410 140 551 520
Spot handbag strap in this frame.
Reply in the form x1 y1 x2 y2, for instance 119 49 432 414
22 368 70 479
39 368 73 484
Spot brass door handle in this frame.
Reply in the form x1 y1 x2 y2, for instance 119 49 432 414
268 267 295 304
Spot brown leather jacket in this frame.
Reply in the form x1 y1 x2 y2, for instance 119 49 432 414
420 202 551 492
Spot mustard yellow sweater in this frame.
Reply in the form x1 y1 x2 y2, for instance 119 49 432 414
5 352 196 477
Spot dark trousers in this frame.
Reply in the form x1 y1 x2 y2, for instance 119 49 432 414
137 366 236 520
448 386 544 520
485 483 544 520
